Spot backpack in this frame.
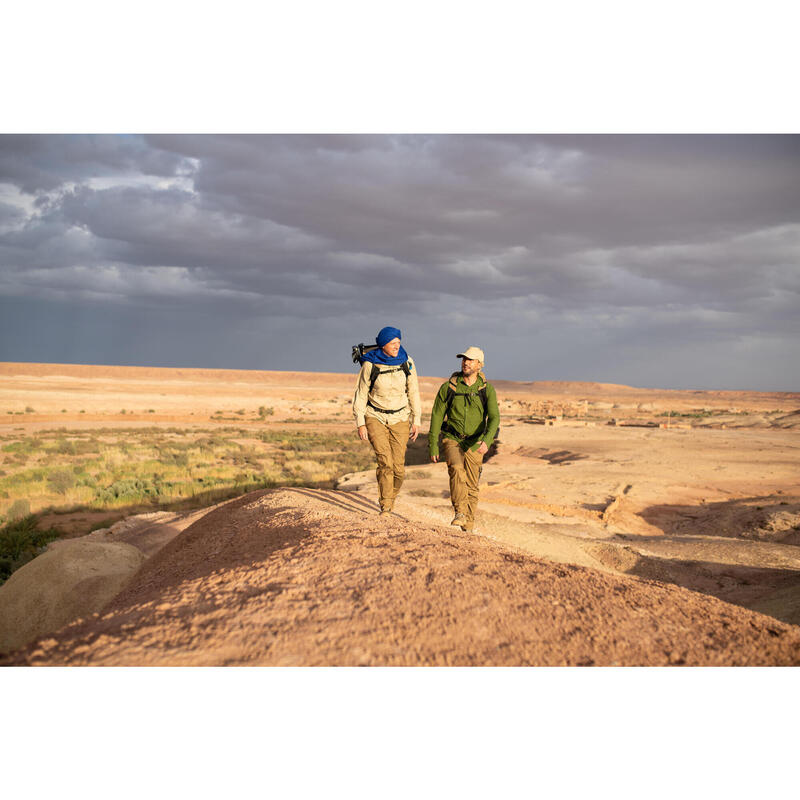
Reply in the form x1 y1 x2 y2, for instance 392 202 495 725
442 371 497 444
444 371 488 416
368 360 412 395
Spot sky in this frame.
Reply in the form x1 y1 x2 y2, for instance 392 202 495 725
1 133 798 391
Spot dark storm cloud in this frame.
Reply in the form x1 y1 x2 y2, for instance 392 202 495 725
0 134 798 388
0 134 189 194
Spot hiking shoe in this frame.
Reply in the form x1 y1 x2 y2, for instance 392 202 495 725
451 513 468 529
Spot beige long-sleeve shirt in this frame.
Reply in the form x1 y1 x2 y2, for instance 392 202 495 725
352 357 422 428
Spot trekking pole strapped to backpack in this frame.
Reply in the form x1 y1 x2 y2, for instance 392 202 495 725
352 343 380 364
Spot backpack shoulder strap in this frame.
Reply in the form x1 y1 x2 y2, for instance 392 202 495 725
445 373 488 416
444 372 459 414
368 360 411 394
478 385 487 409
476 373 489 414
368 362 381 394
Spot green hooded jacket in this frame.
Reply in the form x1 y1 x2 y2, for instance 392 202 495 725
428 372 500 457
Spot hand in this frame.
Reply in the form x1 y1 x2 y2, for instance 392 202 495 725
409 424 419 442
430 454 439 463
358 425 369 441
477 441 489 455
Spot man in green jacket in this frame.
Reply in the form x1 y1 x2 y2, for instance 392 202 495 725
429 346 500 533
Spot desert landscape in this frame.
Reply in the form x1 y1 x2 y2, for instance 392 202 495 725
1 361 799 666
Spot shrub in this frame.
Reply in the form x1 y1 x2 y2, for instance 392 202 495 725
7 499 31 520
54 438 77 455
2 439 43 454
48 469 77 494
3 467 48 486
258 406 275 418
94 477 161 505
0 515 61 583
25 406 35 413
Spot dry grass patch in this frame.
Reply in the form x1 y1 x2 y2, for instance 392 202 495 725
0 425 376 582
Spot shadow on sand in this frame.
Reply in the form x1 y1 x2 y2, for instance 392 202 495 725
105 491 318 610
638 494 800 543
600 493 800 625
587 536 800 626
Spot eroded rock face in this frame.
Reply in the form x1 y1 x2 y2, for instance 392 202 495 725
0 540 145 655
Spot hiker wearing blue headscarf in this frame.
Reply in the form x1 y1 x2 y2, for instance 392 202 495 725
353 326 422 516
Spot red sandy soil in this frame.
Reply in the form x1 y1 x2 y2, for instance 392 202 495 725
5 487 800 667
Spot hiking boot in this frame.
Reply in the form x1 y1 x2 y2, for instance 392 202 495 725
451 512 468 529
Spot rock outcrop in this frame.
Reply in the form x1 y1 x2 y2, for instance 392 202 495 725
0 540 145 655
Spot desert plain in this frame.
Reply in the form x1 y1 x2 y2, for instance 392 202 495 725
1 361 799 666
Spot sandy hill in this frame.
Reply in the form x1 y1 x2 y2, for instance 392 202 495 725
5 487 800 667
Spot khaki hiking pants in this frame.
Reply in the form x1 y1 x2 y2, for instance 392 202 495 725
442 438 484 529
365 416 409 511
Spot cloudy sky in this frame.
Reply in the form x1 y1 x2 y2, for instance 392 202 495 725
0 134 798 390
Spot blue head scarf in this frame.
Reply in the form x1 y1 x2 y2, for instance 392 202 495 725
361 326 408 365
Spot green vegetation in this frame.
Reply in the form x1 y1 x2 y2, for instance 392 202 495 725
0 515 60 582
47 469 77 494
658 410 719 419
656 409 756 419
2 438 44 454
0 422 374 583
0 425 375 583
7 499 31 520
